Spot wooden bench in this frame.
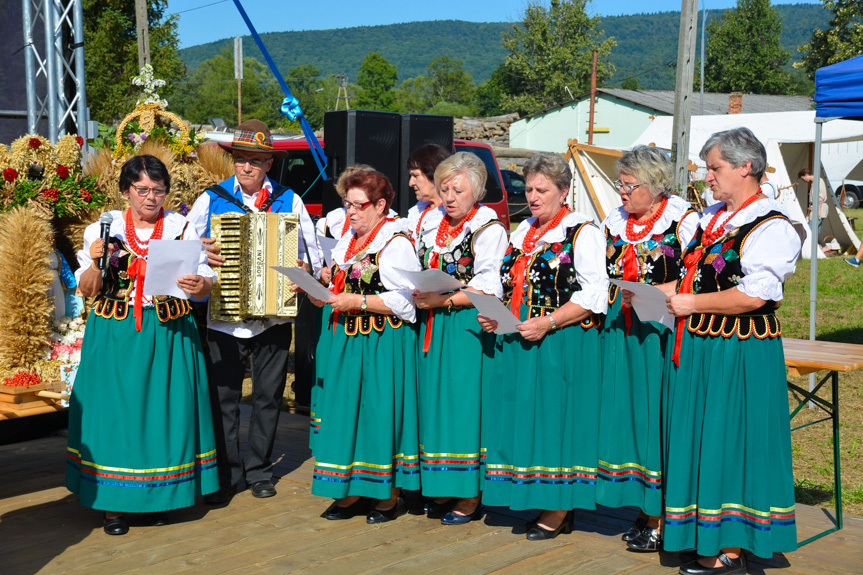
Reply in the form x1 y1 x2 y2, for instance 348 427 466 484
783 337 863 546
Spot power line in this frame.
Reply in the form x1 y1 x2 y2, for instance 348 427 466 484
170 0 230 16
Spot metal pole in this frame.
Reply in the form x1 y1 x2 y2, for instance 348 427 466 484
671 0 699 195
53 0 67 137
809 121 824 406
43 0 58 141
73 0 87 140
700 3 706 115
22 0 38 133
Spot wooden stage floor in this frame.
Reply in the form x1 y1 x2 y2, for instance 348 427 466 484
2 406 862 575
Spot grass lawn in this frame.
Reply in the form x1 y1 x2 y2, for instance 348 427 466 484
781 207 863 514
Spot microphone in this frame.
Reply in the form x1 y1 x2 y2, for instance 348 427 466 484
97 212 113 270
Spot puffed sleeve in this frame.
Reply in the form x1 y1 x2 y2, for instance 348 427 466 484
378 235 421 323
74 221 101 285
315 217 326 237
180 219 216 279
185 193 211 238
466 223 508 297
736 218 801 301
568 224 610 314
677 210 700 249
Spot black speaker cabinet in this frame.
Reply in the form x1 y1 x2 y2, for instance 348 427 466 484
399 114 454 216
322 110 402 215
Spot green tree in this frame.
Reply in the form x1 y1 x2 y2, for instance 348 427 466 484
499 0 615 116
473 65 510 116
703 0 791 94
394 77 431 114
425 57 475 107
356 52 398 111
83 0 184 123
798 0 863 78
171 49 282 128
621 75 639 90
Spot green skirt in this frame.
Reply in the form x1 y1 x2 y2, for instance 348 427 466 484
311 313 421 500
417 307 493 497
662 326 797 558
66 308 219 513
482 313 602 511
596 291 665 515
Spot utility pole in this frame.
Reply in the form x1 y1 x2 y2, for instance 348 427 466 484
135 0 151 69
333 74 349 111
234 36 243 124
671 0 699 195
588 50 597 145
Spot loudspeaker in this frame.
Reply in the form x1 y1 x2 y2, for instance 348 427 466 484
398 114 454 216
322 110 402 215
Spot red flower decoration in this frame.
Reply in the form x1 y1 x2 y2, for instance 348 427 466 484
56 165 69 179
42 188 59 203
2 168 17 182
458 256 472 265
29 137 41 149
75 136 84 147
80 188 91 203
551 242 563 253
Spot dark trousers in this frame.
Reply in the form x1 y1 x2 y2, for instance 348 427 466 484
206 323 292 488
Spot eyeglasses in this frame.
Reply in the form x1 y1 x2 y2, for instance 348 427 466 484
613 180 646 194
233 156 271 168
131 185 167 197
343 200 374 211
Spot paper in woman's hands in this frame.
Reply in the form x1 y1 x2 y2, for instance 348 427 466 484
395 268 464 294
610 279 674 329
462 290 521 334
272 266 334 302
142 239 203 299
316 235 338 267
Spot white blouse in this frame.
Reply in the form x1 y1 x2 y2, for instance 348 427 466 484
601 194 699 249
697 199 801 301
330 219 421 323
510 211 610 314
416 205 509 298
405 201 444 247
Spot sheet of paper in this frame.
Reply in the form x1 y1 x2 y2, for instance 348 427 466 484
272 266 334 302
395 268 464 294
462 289 521 335
315 235 338 267
609 279 675 329
142 239 202 299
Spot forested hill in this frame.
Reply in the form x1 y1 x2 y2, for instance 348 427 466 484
179 4 829 90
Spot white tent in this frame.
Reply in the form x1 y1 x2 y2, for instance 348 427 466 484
631 111 863 258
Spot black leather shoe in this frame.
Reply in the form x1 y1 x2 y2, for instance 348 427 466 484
627 526 662 552
324 498 370 520
424 498 456 519
250 480 277 498
366 497 406 524
525 511 573 541
103 514 129 536
622 516 648 541
679 553 747 575
147 512 168 526
441 504 483 525
204 485 237 505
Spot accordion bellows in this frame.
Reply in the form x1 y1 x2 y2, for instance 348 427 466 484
209 212 300 321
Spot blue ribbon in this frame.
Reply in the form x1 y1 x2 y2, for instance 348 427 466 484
231 0 328 180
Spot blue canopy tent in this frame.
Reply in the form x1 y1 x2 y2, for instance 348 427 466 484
810 56 863 345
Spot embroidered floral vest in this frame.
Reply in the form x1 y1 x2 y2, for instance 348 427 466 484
329 234 406 336
677 210 788 340
417 221 501 285
605 214 692 306
500 222 601 328
92 231 192 323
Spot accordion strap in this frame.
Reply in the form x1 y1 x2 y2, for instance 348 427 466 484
260 184 290 212
207 184 252 213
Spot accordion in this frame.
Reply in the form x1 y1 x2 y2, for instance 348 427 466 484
209 211 300 321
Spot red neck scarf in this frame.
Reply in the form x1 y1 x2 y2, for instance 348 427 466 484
124 208 165 332
254 187 270 211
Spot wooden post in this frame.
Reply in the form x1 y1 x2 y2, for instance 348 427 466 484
671 0 699 195
234 36 243 124
134 0 151 69
588 50 597 145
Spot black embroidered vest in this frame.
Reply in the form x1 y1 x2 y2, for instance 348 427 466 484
500 222 601 328
677 210 788 340
329 234 406 336
92 231 192 323
605 214 692 306
418 220 502 286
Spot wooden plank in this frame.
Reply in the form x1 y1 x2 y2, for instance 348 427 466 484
570 149 607 222
783 338 863 373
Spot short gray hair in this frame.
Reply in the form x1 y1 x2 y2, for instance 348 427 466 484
699 127 767 180
616 146 673 199
523 152 572 192
434 152 488 202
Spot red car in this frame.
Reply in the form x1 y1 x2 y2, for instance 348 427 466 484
203 132 510 227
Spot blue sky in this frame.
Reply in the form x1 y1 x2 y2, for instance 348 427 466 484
168 0 821 48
